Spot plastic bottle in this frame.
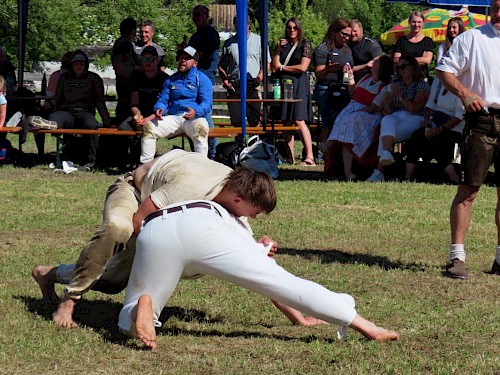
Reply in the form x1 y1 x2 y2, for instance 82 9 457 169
273 79 281 100
283 79 294 100
342 63 351 84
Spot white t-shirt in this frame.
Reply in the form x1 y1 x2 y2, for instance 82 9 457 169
426 78 465 133
436 23 500 109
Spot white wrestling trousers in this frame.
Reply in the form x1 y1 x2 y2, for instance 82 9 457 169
118 201 357 336
140 115 209 164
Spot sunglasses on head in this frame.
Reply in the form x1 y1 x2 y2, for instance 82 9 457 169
142 56 157 63
286 25 298 31
396 63 410 70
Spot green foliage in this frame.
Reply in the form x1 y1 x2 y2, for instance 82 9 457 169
267 0 328 50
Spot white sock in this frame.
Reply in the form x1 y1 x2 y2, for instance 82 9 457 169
450 244 466 262
495 245 500 264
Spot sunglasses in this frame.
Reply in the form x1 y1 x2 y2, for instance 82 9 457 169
339 31 351 38
142 56 157 63
396 63 410 70
286 25 298 31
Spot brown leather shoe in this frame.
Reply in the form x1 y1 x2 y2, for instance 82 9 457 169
444 259 469 279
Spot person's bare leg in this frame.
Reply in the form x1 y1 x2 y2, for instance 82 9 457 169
32 265 60 304
349 314 399 342
297 120 315 163
381 135 395 152
272 300 328 326
405 162 416 181
444 164 459 184
341 145 354 178
284 133 295 164
132 295 157 349
450 184 479 244
52 295 78 328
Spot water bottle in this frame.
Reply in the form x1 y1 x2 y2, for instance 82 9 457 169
283 79 294 100
273 79 281 100
343 63 351 85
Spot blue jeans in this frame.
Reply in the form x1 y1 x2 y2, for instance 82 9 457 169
315 85 336 131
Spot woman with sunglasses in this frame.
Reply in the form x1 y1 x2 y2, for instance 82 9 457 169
313 18 354 146
393 11 434 78
436 17 466 63
367 54 430 182
271 17 315 166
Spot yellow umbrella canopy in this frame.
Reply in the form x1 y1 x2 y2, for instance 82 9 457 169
380 7 487 45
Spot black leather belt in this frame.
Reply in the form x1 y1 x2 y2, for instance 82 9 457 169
488 107 500 115
142 202 218 226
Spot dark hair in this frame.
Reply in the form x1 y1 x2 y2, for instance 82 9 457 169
377 55 394 84
193 4 209 14
61 51 74 71
224 167 277 214
284 17 303 43
323 18 350 50
139 20 155 31
446 17 466 43
119 17 136 36
399 54 424 82
141 46 158 57
70 49 89 74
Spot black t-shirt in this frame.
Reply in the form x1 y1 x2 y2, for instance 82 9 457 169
130 70 169 115
313 43 353 85
395 36 434 77
349 36 382 82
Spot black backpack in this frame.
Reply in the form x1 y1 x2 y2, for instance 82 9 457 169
214 140 246 169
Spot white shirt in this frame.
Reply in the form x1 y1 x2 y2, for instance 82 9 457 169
426 78 465 133
436 23 500 109
221 32 271 79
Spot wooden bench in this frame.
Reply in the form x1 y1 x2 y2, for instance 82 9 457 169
0 126 23 134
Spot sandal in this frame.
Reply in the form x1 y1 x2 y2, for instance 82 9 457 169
300 158 316 167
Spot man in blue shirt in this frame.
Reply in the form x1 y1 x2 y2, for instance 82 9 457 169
140 46 212 163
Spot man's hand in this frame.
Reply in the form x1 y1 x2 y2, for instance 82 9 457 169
183 107 196 120
155 108 164 120
258 236 278 257
462 90 486 113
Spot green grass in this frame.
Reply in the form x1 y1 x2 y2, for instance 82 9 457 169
0 134 499 374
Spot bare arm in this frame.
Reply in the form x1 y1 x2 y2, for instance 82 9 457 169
280 56 311 74
133 197 159 235
0 103 6 128
436 70 485 112
271 300 328 326
415 51 433 66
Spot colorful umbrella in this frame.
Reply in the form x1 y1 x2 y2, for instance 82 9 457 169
380 7 487 45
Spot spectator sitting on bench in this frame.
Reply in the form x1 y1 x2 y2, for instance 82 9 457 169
31 50 110 171
119 46 169 164
140 46 211 163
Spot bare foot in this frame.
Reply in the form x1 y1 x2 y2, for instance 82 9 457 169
349 314 399 342
32 266 60 304
136 295 157 350
301 316 329 327
52 296 78 328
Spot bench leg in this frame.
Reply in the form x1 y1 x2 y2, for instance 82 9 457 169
55 135 63 169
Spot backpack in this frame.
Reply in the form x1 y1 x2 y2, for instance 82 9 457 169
0 138 13 164
214 140 246 169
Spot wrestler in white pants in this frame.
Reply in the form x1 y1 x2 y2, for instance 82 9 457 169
140 115 209 164
118 201 357 336
377 110 423 156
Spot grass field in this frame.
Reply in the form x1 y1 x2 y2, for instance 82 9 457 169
0 134 499 374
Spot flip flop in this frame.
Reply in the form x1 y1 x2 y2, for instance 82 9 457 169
300 158 316 167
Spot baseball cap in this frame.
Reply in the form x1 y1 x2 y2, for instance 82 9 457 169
71 52 86 63
177 46 199 62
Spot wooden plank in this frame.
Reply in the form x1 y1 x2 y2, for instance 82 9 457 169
0 126 22 133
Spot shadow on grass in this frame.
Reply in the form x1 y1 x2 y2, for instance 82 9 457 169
279 247 429 272
17 295 336 347
277 168 329 182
